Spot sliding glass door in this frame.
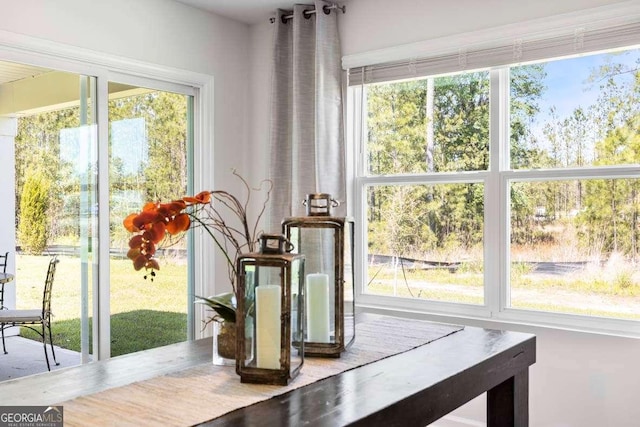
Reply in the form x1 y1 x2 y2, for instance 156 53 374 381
108 81 194 356
0 57 198 374
2 61 97 365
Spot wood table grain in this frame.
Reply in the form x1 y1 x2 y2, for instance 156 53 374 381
199 326 536 427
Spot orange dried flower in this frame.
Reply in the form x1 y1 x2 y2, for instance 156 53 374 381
123 170 272 289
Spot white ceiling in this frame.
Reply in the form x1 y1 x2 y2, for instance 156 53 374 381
0 61 50 85
0 2 305 84
175 0 315 24
0 2 328 83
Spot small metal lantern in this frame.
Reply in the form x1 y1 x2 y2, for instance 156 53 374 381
282 193 356 357
236 233 305 385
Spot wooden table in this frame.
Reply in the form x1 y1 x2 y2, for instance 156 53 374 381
200 326 536 427
0 317 535 426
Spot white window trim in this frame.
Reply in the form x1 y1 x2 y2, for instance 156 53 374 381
0 29 216 355
346 3 640 338
342 1 640 70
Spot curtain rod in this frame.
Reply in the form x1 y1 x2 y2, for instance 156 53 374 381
269 3 346 24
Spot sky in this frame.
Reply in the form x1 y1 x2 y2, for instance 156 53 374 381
525 47 640 156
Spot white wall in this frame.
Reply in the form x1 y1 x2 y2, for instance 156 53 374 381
0 0 251 190
247 1 640 426
338 0 632 56
248 22 273 190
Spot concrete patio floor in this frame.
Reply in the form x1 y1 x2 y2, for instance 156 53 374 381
0 335 81 382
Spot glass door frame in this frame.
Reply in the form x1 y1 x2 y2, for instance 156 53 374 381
105 71 198 354
0 34 215 361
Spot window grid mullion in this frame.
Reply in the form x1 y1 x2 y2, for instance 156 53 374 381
498 67 512 315
485 68 504 315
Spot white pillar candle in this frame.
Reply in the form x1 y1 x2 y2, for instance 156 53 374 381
306 273 331 343
255 285 281 369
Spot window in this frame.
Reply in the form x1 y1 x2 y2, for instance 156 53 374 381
362 72 489 306
366 72 490 175
366 182 485 305
507 49 640 321
348 19 640 333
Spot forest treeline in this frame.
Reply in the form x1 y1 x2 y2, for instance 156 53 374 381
14 91 187 253
366 52 640 261
12 52 640 261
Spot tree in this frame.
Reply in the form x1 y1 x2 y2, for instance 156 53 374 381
434 72 490 172
366 66 545 257
14 108 78 243
574 53 640 259
108 91 188 202
510 64 547 169
579 115 640 257
108 91 188 248
18 171 51 254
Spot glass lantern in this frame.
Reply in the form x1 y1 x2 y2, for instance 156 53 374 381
236 234 305 385
282 193 356 357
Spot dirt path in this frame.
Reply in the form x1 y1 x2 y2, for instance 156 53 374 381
379 278 640 318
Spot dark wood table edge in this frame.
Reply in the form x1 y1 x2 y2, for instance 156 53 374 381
353 335 536 426
0 317 535 427
198 328 536 427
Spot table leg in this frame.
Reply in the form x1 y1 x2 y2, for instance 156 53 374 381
487 368 529 427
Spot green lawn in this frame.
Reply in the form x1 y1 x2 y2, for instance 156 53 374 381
15 254 188 357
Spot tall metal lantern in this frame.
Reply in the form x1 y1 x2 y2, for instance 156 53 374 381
282 193 356 357
236 234 305 385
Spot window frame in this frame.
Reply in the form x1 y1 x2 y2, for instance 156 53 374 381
348 30 640 337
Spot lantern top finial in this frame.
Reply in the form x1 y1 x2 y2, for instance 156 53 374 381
304 193 340 216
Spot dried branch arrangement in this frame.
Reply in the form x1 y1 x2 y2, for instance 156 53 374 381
123 169 272 323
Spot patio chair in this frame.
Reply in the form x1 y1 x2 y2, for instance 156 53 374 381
0 256 60 370
0 252 7 310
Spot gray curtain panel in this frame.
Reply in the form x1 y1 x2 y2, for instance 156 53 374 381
268 0 345 234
